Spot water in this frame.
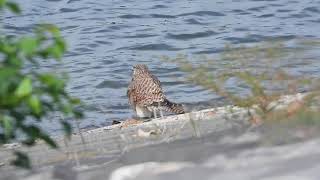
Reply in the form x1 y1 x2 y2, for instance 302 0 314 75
3 0 320 134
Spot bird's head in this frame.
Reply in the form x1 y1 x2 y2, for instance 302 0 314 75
132 64 149 76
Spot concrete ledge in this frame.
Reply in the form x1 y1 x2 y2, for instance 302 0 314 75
0 93 311 179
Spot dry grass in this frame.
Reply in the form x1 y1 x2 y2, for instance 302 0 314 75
163 38 320 126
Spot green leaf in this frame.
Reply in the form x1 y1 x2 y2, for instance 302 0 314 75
22 138 36 146
2 42 16 54
7 56 22 67
48 45 63 60
61 121 72 138
43 24 60 36
39 73 65 91
56 38 66 53
0 68 17 95
21 125 40 137
70 97 81 105
39 133 57 148
19 37 38 56
28 96 41 115
5 2 20 14
36 24 61 38
73 108 83 118
0 134 8 144
0 115 13 138
20 125 57 148
11 151 31 169
0 0 6 8
15 77 32 98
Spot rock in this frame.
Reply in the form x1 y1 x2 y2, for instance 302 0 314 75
109 138 320 180
135 129 158 138
109 162 194 180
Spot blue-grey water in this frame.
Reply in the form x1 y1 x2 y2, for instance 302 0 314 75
3 0 320 134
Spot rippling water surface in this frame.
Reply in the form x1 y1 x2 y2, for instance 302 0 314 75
4 0 320 133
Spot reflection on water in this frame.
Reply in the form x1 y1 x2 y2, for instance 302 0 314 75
3 0 320 134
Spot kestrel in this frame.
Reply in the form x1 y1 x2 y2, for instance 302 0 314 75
127 64 185 118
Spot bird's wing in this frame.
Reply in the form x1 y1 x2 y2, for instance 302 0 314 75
142 75 165 103
151 74 161 87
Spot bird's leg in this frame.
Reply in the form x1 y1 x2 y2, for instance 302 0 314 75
159 110 164 118
158 102 164 118
153 108 157 119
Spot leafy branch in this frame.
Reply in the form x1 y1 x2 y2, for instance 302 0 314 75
0 0 83 168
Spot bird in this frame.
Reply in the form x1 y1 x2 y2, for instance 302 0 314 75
127 64 185 118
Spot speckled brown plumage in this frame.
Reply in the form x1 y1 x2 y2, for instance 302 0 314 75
127 64 184 118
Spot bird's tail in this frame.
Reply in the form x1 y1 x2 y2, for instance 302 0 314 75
162 99 185 114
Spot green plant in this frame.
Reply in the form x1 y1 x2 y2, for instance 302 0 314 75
164 39 319 124
0 0 82 168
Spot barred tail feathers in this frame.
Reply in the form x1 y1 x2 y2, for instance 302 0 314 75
162 99 185 114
